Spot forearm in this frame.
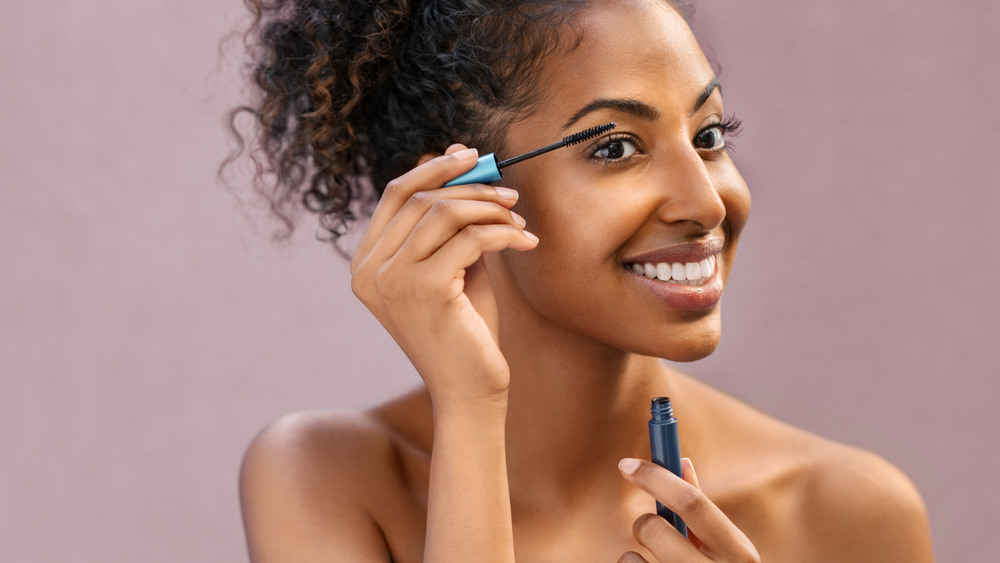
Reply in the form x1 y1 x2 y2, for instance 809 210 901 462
424 395 514 562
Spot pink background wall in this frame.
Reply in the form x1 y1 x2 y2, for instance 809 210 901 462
1 0 996 560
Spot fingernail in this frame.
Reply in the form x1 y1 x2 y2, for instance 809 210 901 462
511 212 527 228
523 230 539 244
619 458 641 476
495 186 519 201
454 147 478 161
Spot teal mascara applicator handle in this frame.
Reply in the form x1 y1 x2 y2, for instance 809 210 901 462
443 122 616 187
444 154 504 187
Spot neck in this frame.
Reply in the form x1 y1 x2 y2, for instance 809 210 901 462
498 303 677 512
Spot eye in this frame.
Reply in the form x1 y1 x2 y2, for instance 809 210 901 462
694 125 726 151
592 135 638 161
694 114 743 153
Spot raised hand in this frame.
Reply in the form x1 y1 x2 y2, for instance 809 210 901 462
350 144 539 406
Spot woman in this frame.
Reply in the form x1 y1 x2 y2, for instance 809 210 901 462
234 0 934 560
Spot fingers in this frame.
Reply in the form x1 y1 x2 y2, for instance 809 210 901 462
396 198 531 263
617 551 650 563
620 458 759 562
680 458 705 550
368 185 523 267
355 146 480 264
630 513 702 561
423 222 538 274
682 457 701 489
416 143 469 166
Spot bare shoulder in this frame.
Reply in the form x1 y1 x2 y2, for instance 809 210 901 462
673 373 933 562
784 439 934 562
239 407 413 562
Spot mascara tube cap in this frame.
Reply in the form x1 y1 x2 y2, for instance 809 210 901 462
443 154 503 187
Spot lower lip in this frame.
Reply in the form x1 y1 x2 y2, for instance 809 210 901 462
625 264 725 312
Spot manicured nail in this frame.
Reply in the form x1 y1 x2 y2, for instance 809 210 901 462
523 230 539 244
511 212 527 228
454 147 478 161
619 458 641 476
495 186 519 201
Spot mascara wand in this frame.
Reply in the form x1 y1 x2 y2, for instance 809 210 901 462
443 122 616 187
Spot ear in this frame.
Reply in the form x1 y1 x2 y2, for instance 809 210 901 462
417 143 471 166
416 153 440 166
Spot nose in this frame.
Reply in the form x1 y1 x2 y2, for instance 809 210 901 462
655 147 727 231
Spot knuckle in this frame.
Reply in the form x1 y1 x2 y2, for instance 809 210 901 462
676 486 711 515
460 223 486 241
349 274 365 297
406 189 435 210
632 513 669 544
383 177 405 197
350 264 372 298
428 197 459 218
372 266 399 297
471 183 497 197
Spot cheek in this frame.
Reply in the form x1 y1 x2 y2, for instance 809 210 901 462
510 174 647 276
499 174 639 318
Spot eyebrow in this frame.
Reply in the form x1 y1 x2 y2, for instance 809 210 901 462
561 78 721 130
562 98 659 130
692 78 721 116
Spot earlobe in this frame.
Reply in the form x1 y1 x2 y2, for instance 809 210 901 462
416 153 440 166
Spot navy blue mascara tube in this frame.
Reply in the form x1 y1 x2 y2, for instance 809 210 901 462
649 397 688 537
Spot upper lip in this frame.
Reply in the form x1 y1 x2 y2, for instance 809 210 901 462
622 238 725 265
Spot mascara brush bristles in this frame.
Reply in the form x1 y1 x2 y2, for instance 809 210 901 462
563 122 617 146
497 122 616 169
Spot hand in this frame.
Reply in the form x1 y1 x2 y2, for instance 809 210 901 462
618 458 760 563
350 144 539 406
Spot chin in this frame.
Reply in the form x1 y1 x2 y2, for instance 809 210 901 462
660 337 720 362
637 316 722 363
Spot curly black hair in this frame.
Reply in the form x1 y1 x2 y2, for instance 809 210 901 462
227 0 690 243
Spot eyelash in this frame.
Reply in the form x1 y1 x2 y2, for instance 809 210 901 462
588 113 745 164
588 133 641 166
712 114 744 153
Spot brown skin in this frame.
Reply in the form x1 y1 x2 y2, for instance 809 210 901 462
239 1 934 561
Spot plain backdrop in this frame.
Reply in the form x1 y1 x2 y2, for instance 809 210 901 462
1 0 996 561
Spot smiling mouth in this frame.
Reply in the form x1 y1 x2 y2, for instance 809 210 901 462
625 256 717 287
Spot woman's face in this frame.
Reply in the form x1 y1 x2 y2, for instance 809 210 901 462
488 0 751 362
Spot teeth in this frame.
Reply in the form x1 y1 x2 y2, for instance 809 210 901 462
627 256 717 285
671 263 686 281
699 258 714 277
685 262 701 280
656 263 671 280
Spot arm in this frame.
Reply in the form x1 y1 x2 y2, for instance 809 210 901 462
350 145 537 561
425 398 514 562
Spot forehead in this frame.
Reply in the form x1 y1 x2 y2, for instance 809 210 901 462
529 0 717 129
